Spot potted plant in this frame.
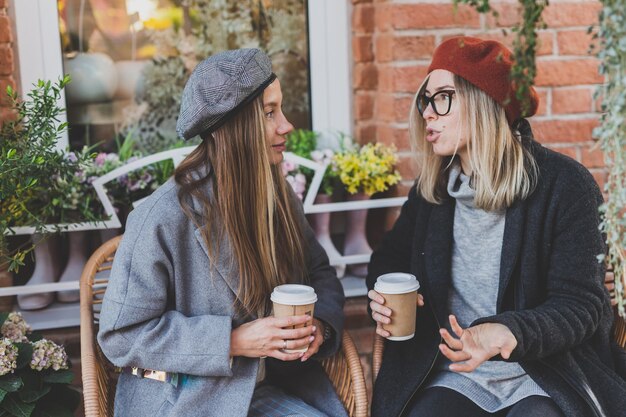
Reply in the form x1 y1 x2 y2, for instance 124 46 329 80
331 141 402 276
0 312 79 416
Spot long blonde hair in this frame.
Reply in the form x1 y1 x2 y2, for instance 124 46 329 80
174 96 307 315
409 74 538 211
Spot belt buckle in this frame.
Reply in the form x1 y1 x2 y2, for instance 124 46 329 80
143 369 167 382
131 367 143 378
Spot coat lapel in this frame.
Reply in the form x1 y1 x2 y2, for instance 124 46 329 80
497 199 526 310
194 225 240 299
423 198 455 324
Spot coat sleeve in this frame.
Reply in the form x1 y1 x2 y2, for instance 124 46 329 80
473 177 608 361
97 207 234 377
292 192 345 358
366 187 419 296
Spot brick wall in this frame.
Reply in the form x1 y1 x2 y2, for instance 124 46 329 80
352 0 606 192
0 0 16 124
350 0 606 399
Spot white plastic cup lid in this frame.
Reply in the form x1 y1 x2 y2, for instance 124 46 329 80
374 273 420 294
271 284 317 305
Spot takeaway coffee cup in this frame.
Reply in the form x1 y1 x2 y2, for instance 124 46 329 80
374 273 420 341
271 284 317 353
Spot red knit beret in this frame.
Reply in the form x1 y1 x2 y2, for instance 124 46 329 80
427 36 539 125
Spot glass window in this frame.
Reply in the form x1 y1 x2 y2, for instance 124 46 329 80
57 0 311 153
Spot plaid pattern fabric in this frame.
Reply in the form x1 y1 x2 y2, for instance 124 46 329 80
176 48 275 140
248 384 330 417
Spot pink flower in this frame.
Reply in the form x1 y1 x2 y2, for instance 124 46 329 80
94 153 107 167
282 160 297 176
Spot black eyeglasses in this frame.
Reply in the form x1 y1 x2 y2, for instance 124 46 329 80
416 90 456 116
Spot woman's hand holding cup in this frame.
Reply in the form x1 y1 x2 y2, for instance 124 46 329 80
230 314 315 361
369 273 424 340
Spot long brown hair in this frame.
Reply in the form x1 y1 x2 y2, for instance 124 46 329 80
174 96 308 315
409 74 538 211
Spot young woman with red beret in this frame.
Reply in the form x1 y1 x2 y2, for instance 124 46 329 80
366 37 626 417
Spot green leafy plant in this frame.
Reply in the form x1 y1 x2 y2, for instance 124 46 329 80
595 0 626 317
0 312 79 417
0 77 103 271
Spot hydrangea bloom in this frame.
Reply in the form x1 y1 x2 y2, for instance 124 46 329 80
0 312 31 342
30 339 69 371
0 338 18 376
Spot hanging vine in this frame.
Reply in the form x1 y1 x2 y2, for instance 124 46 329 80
453 0 548 116
596 0 626 317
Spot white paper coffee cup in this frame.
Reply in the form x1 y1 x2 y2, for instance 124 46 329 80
271 284 317 353
374 273 420 341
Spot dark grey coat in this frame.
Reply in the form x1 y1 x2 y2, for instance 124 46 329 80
367 142 626 417
98 170 347 417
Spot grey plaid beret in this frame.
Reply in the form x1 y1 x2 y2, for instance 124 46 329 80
176 48 276 140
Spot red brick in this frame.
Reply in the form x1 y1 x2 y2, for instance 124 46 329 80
378 65 395 93
0 45 12 75
531 118 599 143
487 3 522 28
0 0 7 9
535 88 549 116
0 107 16 126
377 124 411 152
548 145 579 161
543 2 601 28
581 145 606 168
397 154 419 179
459 31 553 56
353 4 375 33
353 35 374 63
352 0 372 4
552 87 593 114
0 16 12 43
375 4 393 32
354 123 376 143
393 65 429 94
353 63 378 90
393 95 413 123
355 93 375 120
375 94 395 122
392 36 436 60
590 169 608 191
557 30 597 56
391 4 480 30
535 58 602 87
375 35 394 63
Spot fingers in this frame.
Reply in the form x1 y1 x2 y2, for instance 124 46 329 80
272 349 305 362
439 342 471 363
277 325 315 340
376 322 390 338
272 314 311 328
439 328 463 351
369 297 392 322
417 293 425 307
301 329 323 362
449 315 464 339
368 290 385 305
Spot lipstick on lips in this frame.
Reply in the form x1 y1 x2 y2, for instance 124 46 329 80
426 127 440 143
272 141 287 152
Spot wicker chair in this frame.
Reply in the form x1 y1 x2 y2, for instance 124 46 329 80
372 271 626 384
80 235 368 417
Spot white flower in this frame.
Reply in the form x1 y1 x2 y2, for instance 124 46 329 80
30 339 68 371
0 338 17 376
1 312 31 342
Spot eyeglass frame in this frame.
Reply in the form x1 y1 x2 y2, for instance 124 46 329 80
416 89 456 117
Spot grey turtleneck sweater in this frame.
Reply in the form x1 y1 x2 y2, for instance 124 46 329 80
425 163 548 411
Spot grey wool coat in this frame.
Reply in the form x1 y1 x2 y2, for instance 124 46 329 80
97 169 347 417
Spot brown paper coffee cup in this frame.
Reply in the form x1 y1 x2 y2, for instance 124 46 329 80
375 273 420 341
271 284 317 353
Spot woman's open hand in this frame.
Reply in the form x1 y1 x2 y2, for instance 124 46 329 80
439 314 517 372
368 289 424 338
230 315 315 361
